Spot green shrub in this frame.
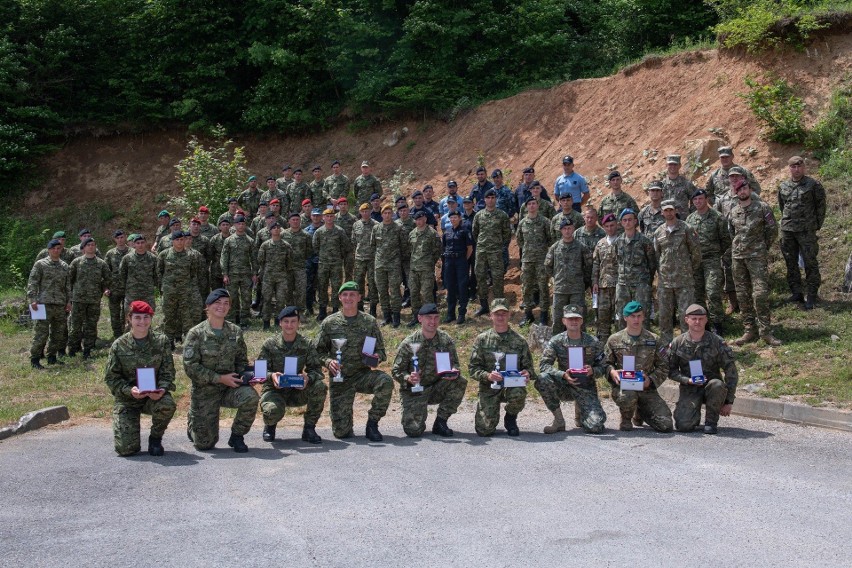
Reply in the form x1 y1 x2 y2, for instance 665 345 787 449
806 81 852 171
708 0 831 53
740 76 807 144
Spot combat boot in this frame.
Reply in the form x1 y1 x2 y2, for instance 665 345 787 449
262 425 276 442
369 304 378 318
432 416 454 437
82 348 91 360
473 300 489 317
804 295 816 310
391 312 401 328
787 292 804 303
456 312 466 325
382 312 392 326
504 413 520 436
147 435 164 456
734 330 758 346
539 309 549 326
725 291 739 315
31 357 44 370
632 409 644 427
443 309 455 324
543 408 566 434
574 403 583 428
619 410 634 431
365 419 383 442
301 424 322 444
519 309 535 327
262 320 270 331
703 423 718 435
46 354 64 366
227 433 249 453
761 332 782 347
317 306 327 322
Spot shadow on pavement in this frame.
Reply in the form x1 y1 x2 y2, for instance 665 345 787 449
129 450 204 466
206 446 289 460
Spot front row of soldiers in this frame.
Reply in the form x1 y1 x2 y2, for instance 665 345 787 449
105 282 737 457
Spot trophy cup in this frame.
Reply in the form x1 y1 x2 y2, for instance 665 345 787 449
491 351 505 389
332 338 347 382
410 343 423 393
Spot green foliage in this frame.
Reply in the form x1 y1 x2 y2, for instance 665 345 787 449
806 79 852 178
0 211 50 289
740 76 807 144
173 125 249 220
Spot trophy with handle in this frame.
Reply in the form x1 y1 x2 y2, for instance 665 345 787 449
332 338 347 382
410 343 423 393
491 351 505 389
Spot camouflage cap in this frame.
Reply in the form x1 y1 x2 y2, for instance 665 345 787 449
666 154 681 164
338 281 359 294
563 305 584 319
718 146 733 156
361 160 370 167
728 166 746 177
622 301 643 317
685 303 707 316
661 199 677 210
490 298 510 312
646 180 663 191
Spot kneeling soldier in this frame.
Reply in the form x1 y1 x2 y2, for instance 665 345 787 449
259 306 327 443
392 303 468 437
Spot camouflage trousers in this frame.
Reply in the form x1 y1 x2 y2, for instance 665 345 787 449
197 272 210 305
344 250 354 282
399 376 468 437
674 379 728 431
162 287 201 341
521 261 549 311
732 256 771 335
534 372 606 433
615 282 652 328
210 276 225 293
329 370 394 438
354 258 377 304
409 268 436 315
475 381 527 436
657 285 694 346
261 277 288 321
30 303 68 359
610 384 673 432
596 287 617 343
721 249 735 293
188 383 259 450
226 274 253 322
317 262 343 310
69 301 101 351
693 256 724 325
260 379 328 427
285 269 307 311
780 230 821 297
112 394 176 456
551 292 585 336
108 294 126 339
375 265 403 314
475 250 505 301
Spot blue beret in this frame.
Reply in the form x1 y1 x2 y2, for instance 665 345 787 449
205 288 230 305
418 303 439 316
277 306 299 320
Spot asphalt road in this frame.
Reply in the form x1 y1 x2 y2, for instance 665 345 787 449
1 402 850 568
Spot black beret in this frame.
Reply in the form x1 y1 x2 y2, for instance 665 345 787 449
265 211 275 218
293 168 302 174
423 184 433 191
491 169 503 178
418 303 439 315
448 210 460 217
370 193 381 201
78 228 91 237
227 197 238 203
278 306 299 320
484 189 497 197
463 197 473 204
530 180 542 188
170 230 184 240
289 212 301 219
233 215 246 223
168 218 181 227
259 200 269 206
447 180 458 187
266 176 276 181
607 171 621 180
312 165 322 172
522 167 535 174
525 196 537 204
692 189 708 199
48 239 62 248
205 288 230 305
113 229 125 238
411 190 423 198
412 211 425 219
269 222 279 230
475 166 486 174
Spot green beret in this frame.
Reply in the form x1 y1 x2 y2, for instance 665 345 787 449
622 301 643 317
338 281 359 294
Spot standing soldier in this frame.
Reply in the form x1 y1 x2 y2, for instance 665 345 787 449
406 211 442 327
598 171 638 228
104 229 130 339
517 197 553 327
729 179 781 346
469 166 494 211
288 169 310 215
157 231 202 348
276 164 294 193
313 207 351 320
324 160 350 208
197 206 218 239
614 209 657 324
660 154 697 219
314 282 394 441
371 204 408 327
536 305 607 434
392 303 468 437
352 203 379 315
592 214 620 342
104 300 176 456
258 306 327 444
553 155 589 212
36 230 75 265
468 299 536 436
188 217 213 301
335 197 357 281
545 219 592 335
299 199 314 229
461 197 478 301
153 211 171 251
714 168 750 315
705 146 761 204
249 201 270 236
237 175 262 219
120 234 158 312
208 219 230 292
220 215 256 327
519 180 556 221
638 181 666 236
472 188 512 315
27 238 71 368
442 210 474 325
354 161 382 206
309 165 327 209
68 237 111 359
686 189 730 334
218 198 239 227
778 156 826 310
183 289 259 453
604 301 673 432
155 218 182 252
68 228 103 259
395 201 415 309
279 212 311 316
575 207 606 253
550 194 583 242
257 223 293 330
261 176 288 213
304 208 323 315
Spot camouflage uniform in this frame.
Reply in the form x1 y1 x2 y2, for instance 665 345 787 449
309 178 328 209
469 327 536 436
220 233 255 322
119 251 158 311
257 238 293 322
313 224 351 312
614 232 657 325
314 311 393 438
592 236 619 342
324 173 350 204
36 247 75 265
686 208 731 326
371 221 408 315
517 215 552 312
575 225 606 253
669 331 738 431
157 247 202 342
208 233 228 291
519 197 556 221
198 222 218 240
536 331 607 433
68 255 110 352
183 320 258 450
352 218 378 303
653 220 701 345
104 330 176 455
545 239 592 335
408 226 442 316
472 208 511 301
288 182 311 214
396 216 415 302
353 174 382 205
549 209 583 241
68 242 103 259
153 225 170 250
705 164 761 204
660 175 697 219
638 204 665 236
188 233 213 300
27 257 71 360
262 188 289 213
104 246 130 338
258 332 328 428
276 175 294 193
714 189 750 296
282 228 312 311
778 175 826 299
392 329 468 437
336 211 357 281
603 328 673 432
237 189 262 219
598 192 638 230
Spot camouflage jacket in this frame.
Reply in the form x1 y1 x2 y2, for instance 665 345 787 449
408 226 442 268
352 218 378 261
335 212 357 239
652 220 701 288
257 238 293 280
545 239 592 294
469 327 537 384
282 228 313 266
729 200 778 259
309 179 327 209
668 331 737 404
261 188 289 214
157 248 200 293
119 251 158 300
353 174 382 205
371 222 408 268
288 182 311 214
615 232 657 286
705 164 761 203
598 192 638 223
208 233 228 279
472 208 511 253
517 214 553 262
520 197 556 221
104 246 131 295
104 331 175 402
237 189 262 219
258 332 325 395
312 224 351 264
314 311 386 378
685 208 730 259
604 328 668 388
777 175 826 232
660 175 696 219
182 320 248 387
638 204 665 236
392 329 461 390
220 233 255 276
550 209 584 242
592 236 619 288
575 225 606 253
69 255 111 302
27 257 71 305
540 331 606 381
324 173 350 202
198 222 218 240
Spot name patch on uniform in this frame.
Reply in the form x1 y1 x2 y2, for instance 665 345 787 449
644 340 656 346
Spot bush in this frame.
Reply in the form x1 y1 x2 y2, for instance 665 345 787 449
708 0 831 53
806 80 852 172
740 76 807 144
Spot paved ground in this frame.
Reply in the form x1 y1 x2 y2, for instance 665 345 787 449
1 402 850 568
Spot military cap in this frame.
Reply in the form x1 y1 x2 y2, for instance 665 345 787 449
198 205 210 213
619 208 636 220
728 166 746 177
484 189 497 197
331 160 340 167
525 196 537 205
490 298 510 312
113 229 125 238
397 202 409 210
281 164 292 171
157 210 170 218
323 208 335 215
288 212 300 219
601 213 617 224
269 198 280 205
418 303 439 316
167 218 180 227
268 222 279 230
666 154 681 164
607 171 621 180
788 155 804 165
78 228 92 237
491 169 503 178
448 210 460 217
205 288 230 305
247 175 257 182
79 237 93 248
423 184 433 191
278 306 300 320
233 215 246 223
522 167 535 174
530 180 542 188
370 193 381 201
52 231 66 239
338 281 359 294
395 195 407 203
447 180 458 188
692 189 708 199
47 239 62 249
301 198 312 206
623 301 643 316
560 218 575 229
558 192 573 200
718 146 733 156
412 190 423 198
311 208 322 216
475 166 486 174
259 200 269 207
381 204 394 212
129 300 154 315
647 180 663 191
293 168 302 174
685 304 708 316
413 211 427 219
266 176 276 182
129 234 145 242
265 211 275 218
226 197 237 204
463 197 474 204
562 155 574 164
359 203 371 211
661 200 676 211
218 218 231 226
312 165 322 172
170 230 184 240
338 197 348 204
361 160 370 167
563 305 584 319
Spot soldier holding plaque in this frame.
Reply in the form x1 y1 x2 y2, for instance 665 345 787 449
258 306 327 444
668 304 738 434
536 305 607 434
392 303 467 438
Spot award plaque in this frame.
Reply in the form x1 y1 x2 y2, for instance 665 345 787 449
280 356 305 388
501 353 525 387
689 360 706 385
619 355 644 391
136 367 157 393
435 352 459 379
361 336 379 367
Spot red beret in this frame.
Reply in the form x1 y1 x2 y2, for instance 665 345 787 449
269 198 280 205
129 301 154 315
301 198 312 206
198 205 210 213
338 197 348 204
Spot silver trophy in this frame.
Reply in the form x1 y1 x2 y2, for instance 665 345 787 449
491 351 505 389
410 343 423 393
332 338 347 382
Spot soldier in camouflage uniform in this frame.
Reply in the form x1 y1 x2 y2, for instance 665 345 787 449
406 211 442 326
352 204 379 316
237 176 262 219
592 214 620 343
519 180 556 221
276 164 294 194
614 209 657 326
208 219 230 292
35 230 75 265
154 219 182 252
536 305 608 434
517 198 553 326
68 237 111 358
258 306 327 444
638 181 665 236
261 177 289 214
546 219 592 335
188 217 213 302
371 204 408 327
299 199 314 229
104 300 176 456
604 301 673 432
713 168 751 315
729 181 781 346
354 161 382 206
314 282 394 441
104 230 130 339
27 239 71 368
472 189 512 314
196 206 218 239
549 193 583 242
288 169 311 215
335 197 357 281
653 200 701 346
686 189 730 333
120 234 158 313
598 172 638 231
257 223 293 330
575 208 606 253
395 201 415 309
705 146 761 205
217 198 239 228
157 231 202 346
153 211 171 251
183 289 259 453
249 201 270 236
304 209 323 315
669 304 738 434
68 228 103 259
468 299 536 436
778 156 826 309
392 303 468 437
282 212 312 314
313 208 352 320
220 215 256 326
324 160 350 208
309 165 328 209
660 154 696 219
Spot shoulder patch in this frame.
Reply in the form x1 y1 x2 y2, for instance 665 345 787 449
183 346 194 359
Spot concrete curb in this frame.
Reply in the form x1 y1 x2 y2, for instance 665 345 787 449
0 406 70 441
658 384 852 432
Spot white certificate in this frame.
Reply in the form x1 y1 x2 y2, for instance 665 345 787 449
136 368 157 392
622 355 636 372
362 336 377 355
504 354 518 372
254 359 267 379
568 347 584 370
30 304 47 320
435 352 452 373
689 360 704 378
283 357 298 376
592 293 598 309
